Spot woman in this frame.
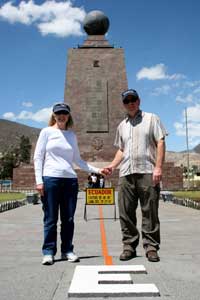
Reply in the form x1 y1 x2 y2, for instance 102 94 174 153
34 103 105 265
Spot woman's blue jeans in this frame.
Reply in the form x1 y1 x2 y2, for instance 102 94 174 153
41 177 78 256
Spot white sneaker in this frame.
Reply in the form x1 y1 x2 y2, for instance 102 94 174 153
42 255 54 265
61 252 79 262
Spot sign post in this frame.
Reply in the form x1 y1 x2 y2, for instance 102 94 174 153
84 188 116 221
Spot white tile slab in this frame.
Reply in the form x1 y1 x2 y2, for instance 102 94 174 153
98 273 133 284
97 264 147 274
68 265 160 298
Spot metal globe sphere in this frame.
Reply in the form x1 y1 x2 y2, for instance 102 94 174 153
83 10 110 35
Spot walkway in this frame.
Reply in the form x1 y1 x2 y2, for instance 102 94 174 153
0 192 200 299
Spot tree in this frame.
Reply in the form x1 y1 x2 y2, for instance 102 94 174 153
191 165 198 174
0 135 31 179
0 149 20 179
19 135 31 164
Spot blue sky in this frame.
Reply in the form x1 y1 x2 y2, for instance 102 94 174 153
1 0 200 152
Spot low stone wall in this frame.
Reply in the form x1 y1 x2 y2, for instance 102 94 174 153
12 164 35 189
162 162 183 190
164 196 200 210
12 161 183 191
0 198 27 213
172 197 200 210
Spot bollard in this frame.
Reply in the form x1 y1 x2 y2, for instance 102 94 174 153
26 193 39 204
161 191 173 202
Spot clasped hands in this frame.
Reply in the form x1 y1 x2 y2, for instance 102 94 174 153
99 167 113 176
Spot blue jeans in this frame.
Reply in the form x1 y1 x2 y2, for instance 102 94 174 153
41 177 78 256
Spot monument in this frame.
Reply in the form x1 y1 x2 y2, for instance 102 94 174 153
64 11 127 167
12 10 183 191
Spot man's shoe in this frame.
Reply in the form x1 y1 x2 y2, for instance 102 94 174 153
61 252 80 262
42 255 54 265
119 250 137 261
146 250 160 262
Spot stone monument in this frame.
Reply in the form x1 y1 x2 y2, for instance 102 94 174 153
12 11 183 191
64 11 128 168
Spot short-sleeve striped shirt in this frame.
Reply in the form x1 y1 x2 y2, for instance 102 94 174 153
114 110 167 177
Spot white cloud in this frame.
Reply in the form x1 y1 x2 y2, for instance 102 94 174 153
31 107 52 122
0 0 86 37
174 121 185 136
3 106 52 123
3 112 16 120
137 64 166 80
184 80 200 88
136 63 185 81
169 73 185 80
152 84 171 96
174 121 200 148
38 16 82 37
187 104 200 122
174 104 200 148
18 110 34 119
22 101 33 107
176 94 193 104
193 86 200 94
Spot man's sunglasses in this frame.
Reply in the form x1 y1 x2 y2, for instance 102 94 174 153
123 97 138 104
55 111 69 115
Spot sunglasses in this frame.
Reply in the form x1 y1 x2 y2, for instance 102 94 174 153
55 111 69 115
123 97 138 104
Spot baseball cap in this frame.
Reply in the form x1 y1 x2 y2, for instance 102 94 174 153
53 103 71 114
122 89 139 102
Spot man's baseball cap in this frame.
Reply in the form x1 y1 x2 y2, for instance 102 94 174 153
122 89 139 101
53 103 71 114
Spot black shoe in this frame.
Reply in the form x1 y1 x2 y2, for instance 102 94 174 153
119 250 137 261
146 250 160 262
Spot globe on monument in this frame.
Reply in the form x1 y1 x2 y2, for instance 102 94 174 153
83 10 110 35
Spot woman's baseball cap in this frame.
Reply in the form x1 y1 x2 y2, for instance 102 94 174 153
53 103 71 114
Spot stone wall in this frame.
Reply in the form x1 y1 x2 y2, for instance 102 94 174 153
12 161 183 191
162 162 183 190
12 164 35 190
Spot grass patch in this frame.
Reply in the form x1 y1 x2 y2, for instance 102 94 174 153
173 191 200 202
0 193 26 203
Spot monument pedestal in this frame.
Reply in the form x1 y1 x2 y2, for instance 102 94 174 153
64 34 128 163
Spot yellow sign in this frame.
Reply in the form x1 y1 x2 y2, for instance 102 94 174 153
86 188 115 205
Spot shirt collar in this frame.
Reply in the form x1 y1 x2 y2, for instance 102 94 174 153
126 109 142 123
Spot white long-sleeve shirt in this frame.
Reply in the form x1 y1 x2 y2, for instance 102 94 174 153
34 127 99 185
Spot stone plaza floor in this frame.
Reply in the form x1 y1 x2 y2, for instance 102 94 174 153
0 192 200 300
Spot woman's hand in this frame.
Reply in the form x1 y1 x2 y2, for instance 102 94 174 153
36 183 44 197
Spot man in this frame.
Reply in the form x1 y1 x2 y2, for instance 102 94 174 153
107 89 167 262
91 173 98 188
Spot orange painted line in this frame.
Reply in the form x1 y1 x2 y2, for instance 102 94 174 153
99 206 113 265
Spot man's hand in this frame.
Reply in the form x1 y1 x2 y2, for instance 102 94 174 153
153 167 162 185
100 167 113 176
36 183 44 196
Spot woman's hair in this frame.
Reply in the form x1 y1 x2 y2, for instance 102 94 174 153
48 113 74 129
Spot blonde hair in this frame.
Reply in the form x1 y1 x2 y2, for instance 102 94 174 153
48 113 74 129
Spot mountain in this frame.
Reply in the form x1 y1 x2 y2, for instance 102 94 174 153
0 119 41 153
193 144 200 154
166 143 200 167
166 150 200 167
